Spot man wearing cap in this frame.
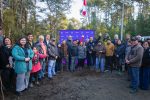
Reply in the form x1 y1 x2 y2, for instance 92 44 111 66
47 38 58 79
126 37 144 93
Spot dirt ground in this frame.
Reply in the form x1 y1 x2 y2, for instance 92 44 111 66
2 69 150 100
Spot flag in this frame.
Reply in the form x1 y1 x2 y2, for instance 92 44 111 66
83 0 87 6
82 0 87 16
82 8 86 16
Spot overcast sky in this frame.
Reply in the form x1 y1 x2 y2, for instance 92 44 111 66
66 0 83 20
36 0 83 21
36 0 139 21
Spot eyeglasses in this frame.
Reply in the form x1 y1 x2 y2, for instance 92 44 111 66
21 39 26 41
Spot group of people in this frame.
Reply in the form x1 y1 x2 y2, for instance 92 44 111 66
0 32 150 96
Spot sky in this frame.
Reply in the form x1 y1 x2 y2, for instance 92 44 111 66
134 2 139 20
36 0 139 21
36 0 83 21
66 0 83 21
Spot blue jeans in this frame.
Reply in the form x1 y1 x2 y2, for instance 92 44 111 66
96 57 105 72
130 67 140 90
70 57 76 72
128 66 131 80
140 67 150 90
38 59 46 79
48 60 56 78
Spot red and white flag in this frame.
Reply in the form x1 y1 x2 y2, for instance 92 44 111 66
83 0 87 6
82 0 87 16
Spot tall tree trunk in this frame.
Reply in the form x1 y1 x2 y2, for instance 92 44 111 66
0 0 3 29
33 0 36 33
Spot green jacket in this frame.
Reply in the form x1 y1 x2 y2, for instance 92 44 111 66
12 45 34 74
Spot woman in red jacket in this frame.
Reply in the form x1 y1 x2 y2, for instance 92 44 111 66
30 46 46 87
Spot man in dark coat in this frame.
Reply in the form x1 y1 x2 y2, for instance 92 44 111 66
47 38 58 79
66 36 73 71
87 35 101 70
115 40 125 74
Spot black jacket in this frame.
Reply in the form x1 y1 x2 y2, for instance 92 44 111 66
70 45 78 57
115 44 125 59
47 43 58 60
56 47 63 62
66 40 73 56
0 46 12 70
142 47 150 67
87 36 101 54
57 46 63 58
27 41 35 49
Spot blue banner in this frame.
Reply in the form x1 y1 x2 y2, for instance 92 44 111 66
59 30 95 43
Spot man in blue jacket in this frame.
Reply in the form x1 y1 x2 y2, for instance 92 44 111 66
87 35 101 70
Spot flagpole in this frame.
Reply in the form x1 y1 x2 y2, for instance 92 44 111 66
121 0 125 41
